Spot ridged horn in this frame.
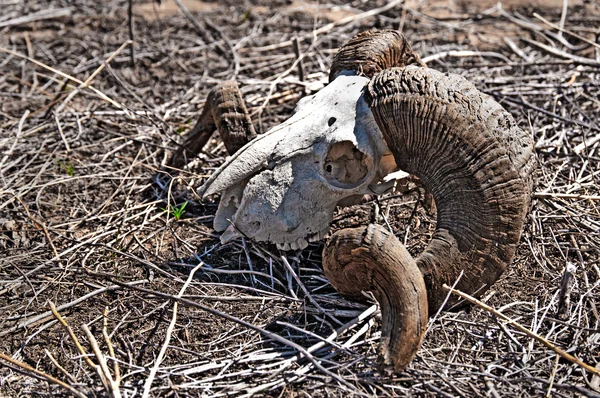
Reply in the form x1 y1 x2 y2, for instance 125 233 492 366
171 80 256 168
329 30 425 82
323 224 428 371
365 66 534 312
323 65 535 372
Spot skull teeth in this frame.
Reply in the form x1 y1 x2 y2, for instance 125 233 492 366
278 237 309 251
308 229 329 243
276 229 329 251
277 242 291 251
307 233 320 243
296 238 309 250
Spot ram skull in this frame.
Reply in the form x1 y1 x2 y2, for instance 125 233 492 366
199 75 397 250
171 30 535 372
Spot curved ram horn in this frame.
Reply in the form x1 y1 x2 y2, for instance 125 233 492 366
170 80 256 168
323 224 428 371
323 65 535 372
329 30 425 82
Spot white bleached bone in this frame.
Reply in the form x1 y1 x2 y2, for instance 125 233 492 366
199 75 395 249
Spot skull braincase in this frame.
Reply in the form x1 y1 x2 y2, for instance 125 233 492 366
200 75 393 250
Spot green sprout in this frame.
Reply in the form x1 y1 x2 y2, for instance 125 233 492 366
58 160 74 176
177 119 192 134
162 201 188 221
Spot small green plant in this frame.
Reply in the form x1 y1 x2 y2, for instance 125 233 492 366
58 160 74 176
177 119 192 134
162 201 188 221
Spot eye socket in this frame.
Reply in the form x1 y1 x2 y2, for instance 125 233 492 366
323 141 373 188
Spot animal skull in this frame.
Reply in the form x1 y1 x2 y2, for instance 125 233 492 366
183 30 535 373
199 75 395 250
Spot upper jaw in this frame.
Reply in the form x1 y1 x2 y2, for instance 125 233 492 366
221 227 331 251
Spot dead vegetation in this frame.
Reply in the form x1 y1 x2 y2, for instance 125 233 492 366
1 0 600 396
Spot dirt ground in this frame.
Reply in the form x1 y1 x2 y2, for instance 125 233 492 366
1 0 600 396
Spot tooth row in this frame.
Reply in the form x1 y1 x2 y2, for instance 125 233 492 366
308 229 329 243
276 229 331 251
307 233 320 243
292 238 308 251
277 237 309 251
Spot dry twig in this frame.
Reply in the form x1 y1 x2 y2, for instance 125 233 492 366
443 284 600 377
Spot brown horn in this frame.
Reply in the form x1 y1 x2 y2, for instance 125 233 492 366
170 80 256 168
329 30 425 82
323 224 428 371
323 66 535 372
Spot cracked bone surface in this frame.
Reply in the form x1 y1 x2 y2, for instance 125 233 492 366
198 74 393 250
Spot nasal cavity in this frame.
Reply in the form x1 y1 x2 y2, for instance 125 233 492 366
328 117 336 126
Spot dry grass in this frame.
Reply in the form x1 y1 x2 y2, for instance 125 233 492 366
1 0 600 396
